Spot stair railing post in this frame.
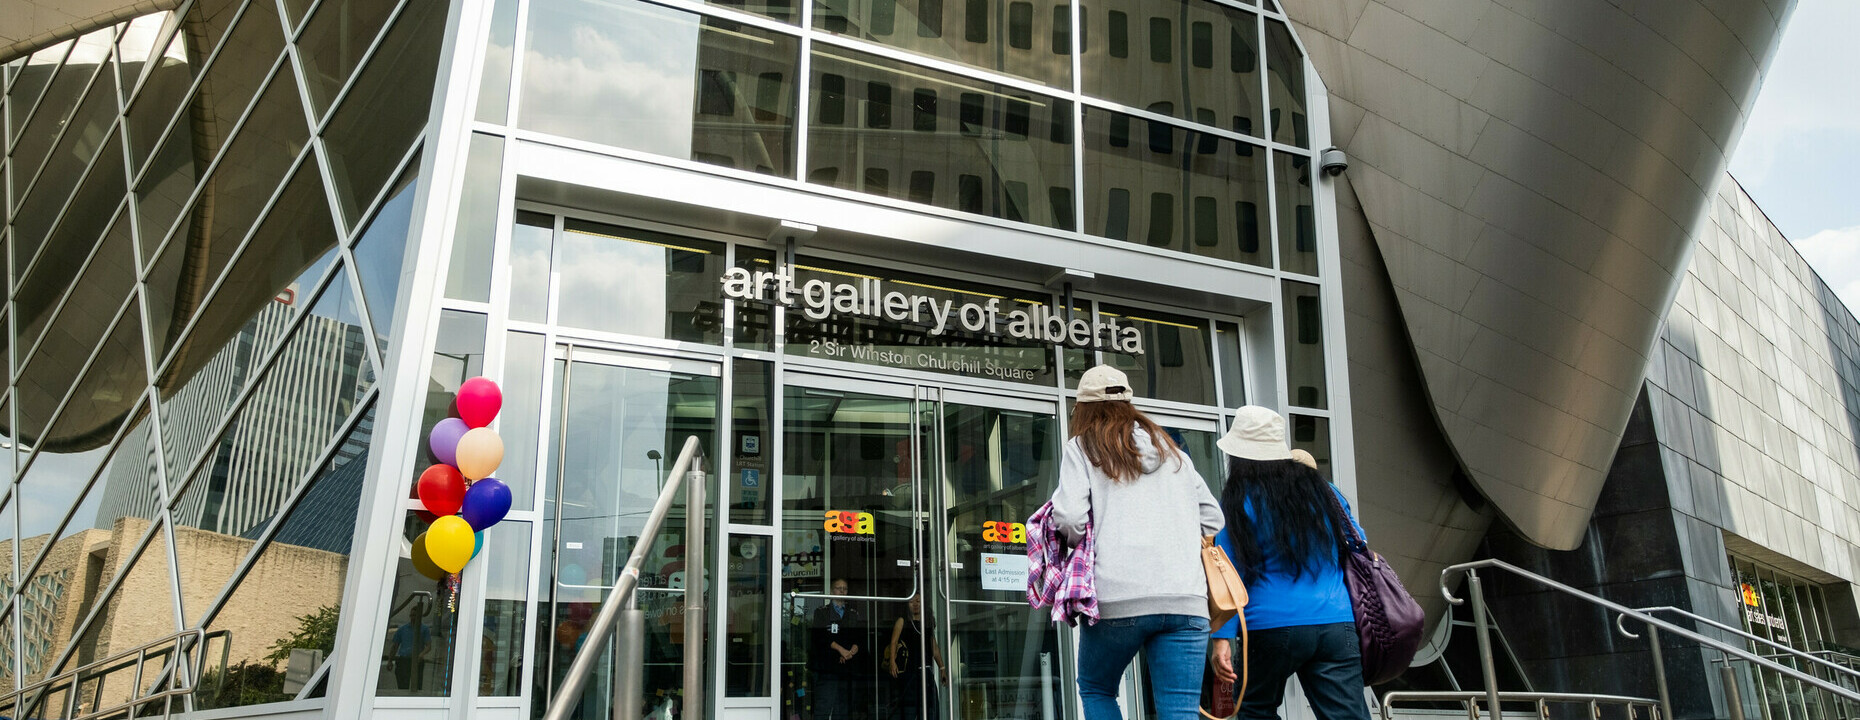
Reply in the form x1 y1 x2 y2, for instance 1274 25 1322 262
613 592 645 720
1647 626 1672 720
684 456 707 720
1469 571 1504 720
1721 663 1745 720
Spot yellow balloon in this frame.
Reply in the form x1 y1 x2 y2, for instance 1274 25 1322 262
455 427 504 481
427 516 475 573
410 532 447 580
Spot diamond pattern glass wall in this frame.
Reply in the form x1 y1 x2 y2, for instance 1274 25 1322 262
0 0 446 712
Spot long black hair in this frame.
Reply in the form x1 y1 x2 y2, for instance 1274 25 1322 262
1221 457 1349 583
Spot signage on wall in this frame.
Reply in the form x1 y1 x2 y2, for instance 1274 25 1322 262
1741 583 1760 607
720 267 1146 356
1746 608 1787 632
982 521 1027 544
980 553 1030 591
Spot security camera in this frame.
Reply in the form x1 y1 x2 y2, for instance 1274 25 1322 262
1319 147 1348 176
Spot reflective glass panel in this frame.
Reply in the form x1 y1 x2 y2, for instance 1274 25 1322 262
13 128 124 279
298 0 401 117
148 159 335 371
378 513 460 696
475 0 520 124
728 358 774 524
1082 108 1267 265
479 521 531 696
17 297 144 449
8 29 112 190
1289 413 1329 473
16 202 136 363
10 60 118 262
1274 150 1316 275
1080 0 1259 135
499 331 546 512
114 13 171 103
322 0 448 226
139 65 310 286
1281 280 1326 409
535 358 719 716
54 519 177 697
815 0 1070 87
519 0 800 177
807 46 1074 228
167 270 372 540
444 133 502 303
1160 424 1221 494
122 24 193 170
192 404 373 710
1099 304 1214 405
556 219 728 345
6 42 73 146
351 159 422 355
939 401 1057 602
507 211 553 323
723 534 771 696
731 246 777 350
1263 19 1306 147
15 404 160 688
138 0 284 177
1214 319 1245 407
781 385 916 600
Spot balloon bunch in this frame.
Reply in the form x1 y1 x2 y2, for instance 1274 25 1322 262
411 377 513 589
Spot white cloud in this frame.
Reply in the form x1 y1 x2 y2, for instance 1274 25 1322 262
1793 226 1860 317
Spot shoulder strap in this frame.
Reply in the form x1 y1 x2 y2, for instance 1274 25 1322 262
1321 485 1364 550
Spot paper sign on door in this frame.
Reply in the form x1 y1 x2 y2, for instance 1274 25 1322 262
979 553 1029 591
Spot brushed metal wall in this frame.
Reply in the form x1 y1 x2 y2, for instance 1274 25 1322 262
1290 0 1794 550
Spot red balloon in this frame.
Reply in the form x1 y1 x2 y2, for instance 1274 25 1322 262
457 377 503 428
417 464 466 516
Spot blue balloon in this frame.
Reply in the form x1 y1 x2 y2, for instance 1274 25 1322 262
472 531 485 559
461 477 513 530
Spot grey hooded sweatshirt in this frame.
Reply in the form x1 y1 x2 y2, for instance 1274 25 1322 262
1050 426 1225 620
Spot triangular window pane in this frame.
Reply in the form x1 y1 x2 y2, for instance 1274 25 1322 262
350 157 421 357
191 402 373 710
169 272 371 620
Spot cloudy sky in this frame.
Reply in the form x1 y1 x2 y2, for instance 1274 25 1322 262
1727 0 1860 314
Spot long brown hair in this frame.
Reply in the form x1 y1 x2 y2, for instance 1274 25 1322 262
1070 400 1178 482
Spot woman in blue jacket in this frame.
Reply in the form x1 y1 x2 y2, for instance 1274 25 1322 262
1209 406 1370 720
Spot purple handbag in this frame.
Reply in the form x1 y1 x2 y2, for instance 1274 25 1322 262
1325 489 1425 685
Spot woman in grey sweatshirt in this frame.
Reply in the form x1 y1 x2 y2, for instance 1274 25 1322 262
1051 365 1225 720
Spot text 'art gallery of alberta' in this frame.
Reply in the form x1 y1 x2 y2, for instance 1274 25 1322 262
0 0 1853 719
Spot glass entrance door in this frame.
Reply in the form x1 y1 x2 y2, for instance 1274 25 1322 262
535 347 722 720
778 374 1073 720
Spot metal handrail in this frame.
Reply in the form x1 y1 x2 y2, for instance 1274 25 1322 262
1623 605 1860 683
2 628 206 720
542 435 706 720
1380 691 1660 720
1441 559 1860 720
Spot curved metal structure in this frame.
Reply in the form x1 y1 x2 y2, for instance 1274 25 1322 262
1290 1 1794 549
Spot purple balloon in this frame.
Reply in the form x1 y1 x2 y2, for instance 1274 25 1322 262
429 418 469 466
461 478 513 530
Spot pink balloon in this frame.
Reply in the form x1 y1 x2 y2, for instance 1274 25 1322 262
458 377 503 428
428 418 469 466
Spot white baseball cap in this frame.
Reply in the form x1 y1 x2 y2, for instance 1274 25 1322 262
1076 365 1133 403
1217 405 1294 461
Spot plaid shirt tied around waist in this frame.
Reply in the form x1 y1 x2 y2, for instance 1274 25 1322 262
1025 501 1099 626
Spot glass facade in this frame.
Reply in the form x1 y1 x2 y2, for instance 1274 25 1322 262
0 0 445 713
1 0 1339 715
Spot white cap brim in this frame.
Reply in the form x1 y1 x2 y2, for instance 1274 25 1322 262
1217 435 1293 461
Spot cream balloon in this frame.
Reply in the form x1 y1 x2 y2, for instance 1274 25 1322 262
455 427 505 481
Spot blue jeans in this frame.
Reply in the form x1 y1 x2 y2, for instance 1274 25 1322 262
1078 614 1210 720
1234 622 1371 720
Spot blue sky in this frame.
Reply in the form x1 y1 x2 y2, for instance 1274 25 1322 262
1727 0 1860 313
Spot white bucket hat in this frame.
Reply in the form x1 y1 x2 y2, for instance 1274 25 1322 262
1218 405 1294 461
1076 365 1133 402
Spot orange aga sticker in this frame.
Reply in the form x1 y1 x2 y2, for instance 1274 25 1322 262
824 511 875 535
982 521 1026 544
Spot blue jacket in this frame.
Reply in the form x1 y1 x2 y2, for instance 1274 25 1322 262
1212 485 1365 637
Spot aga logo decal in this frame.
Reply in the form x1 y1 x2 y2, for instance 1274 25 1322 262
824 511 875 535
982 521 1026 544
